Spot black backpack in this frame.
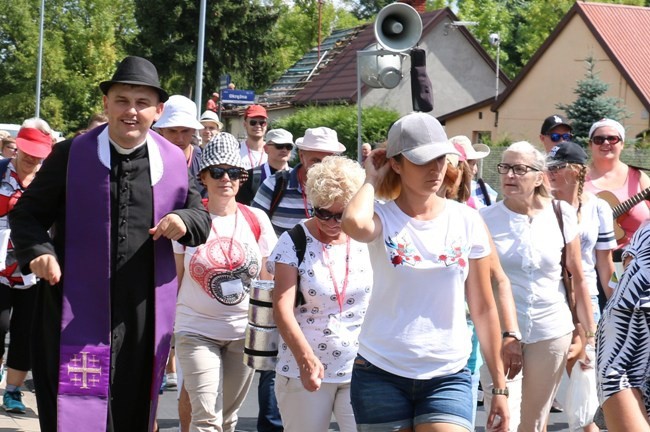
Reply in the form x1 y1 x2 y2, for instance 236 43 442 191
286 223 307 307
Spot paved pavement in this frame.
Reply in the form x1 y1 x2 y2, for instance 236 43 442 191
0 372 573 431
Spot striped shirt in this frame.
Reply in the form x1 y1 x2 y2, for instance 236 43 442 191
252 163 310 235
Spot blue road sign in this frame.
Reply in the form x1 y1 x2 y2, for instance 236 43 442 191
221 89 256 105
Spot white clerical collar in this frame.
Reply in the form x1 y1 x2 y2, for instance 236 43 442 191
96 127 164 186
109 139 146 155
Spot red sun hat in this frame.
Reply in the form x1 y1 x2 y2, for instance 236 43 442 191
16 127 53 159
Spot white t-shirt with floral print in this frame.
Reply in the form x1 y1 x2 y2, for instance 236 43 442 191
267 222 372 383
358 199 490 380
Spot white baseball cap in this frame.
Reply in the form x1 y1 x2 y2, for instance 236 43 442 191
265 129 294 145
295 127 345 153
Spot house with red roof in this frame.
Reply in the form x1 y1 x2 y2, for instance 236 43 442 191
441 2 650 145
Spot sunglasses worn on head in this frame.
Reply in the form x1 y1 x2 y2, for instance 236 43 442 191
591 135 621 145
547 132 573 143
207 166 245 180
270 143 293 151
313 207 343 223
497 163 540 176
248 119 267 127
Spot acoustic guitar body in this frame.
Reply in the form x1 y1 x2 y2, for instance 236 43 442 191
596 190 627 244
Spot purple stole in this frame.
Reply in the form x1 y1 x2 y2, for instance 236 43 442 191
57 125 187 432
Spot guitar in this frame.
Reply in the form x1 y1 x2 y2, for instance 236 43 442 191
597 186 650 244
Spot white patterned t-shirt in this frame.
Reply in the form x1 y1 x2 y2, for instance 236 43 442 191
267 222 372 383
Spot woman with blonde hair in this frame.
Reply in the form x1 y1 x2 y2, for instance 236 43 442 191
343 112 509 432
270 155 371 431
480 141 596 431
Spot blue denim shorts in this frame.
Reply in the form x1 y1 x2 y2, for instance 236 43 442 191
350 355 473 431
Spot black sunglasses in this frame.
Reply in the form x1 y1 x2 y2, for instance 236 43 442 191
312 207 343 223
248 119 267 127
270 143 293 151
547 132 573 143
207 166 246 181
591 135 621 145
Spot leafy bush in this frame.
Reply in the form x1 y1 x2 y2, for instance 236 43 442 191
271 104 400 161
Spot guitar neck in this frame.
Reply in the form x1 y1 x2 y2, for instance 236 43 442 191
613 186 650 218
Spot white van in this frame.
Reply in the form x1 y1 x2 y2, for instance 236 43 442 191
0 123 21 138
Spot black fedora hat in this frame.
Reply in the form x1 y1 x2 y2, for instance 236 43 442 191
99 56 169 102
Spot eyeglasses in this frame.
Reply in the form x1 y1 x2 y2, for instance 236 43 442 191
312 207 343 223
547 132 573 143
591 135 621 145
497 163 540 176
207 166 246 181
270 143 293 151
4 147 17 152
546 163 568 173
248 119 267 127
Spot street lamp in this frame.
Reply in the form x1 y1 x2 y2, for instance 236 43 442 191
489 32 500 100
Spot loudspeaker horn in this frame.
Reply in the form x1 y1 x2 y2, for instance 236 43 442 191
359 44 403 89
374 3 423 53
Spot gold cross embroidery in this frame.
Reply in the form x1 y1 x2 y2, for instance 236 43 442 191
67 352 102 389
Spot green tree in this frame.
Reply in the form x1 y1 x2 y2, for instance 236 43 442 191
456 0 646 78
556 56 629 145
272 105 399 161
0 0 135 134
274 1 363 77
130 0 283 100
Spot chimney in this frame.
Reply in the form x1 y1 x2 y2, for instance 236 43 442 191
400 0 425 13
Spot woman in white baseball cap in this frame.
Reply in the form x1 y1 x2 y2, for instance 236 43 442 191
342 112 509 432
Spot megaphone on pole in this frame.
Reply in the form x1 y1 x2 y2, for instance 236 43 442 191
374 3 423 53
359 3 423 89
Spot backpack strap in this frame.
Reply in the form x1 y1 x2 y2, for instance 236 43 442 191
237 203 261 242
269 170 290 218
286 223 307 307
0 158 11 179
477 178 492 206
250 167 262 198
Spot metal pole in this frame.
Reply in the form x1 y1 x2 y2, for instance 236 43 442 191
195 0 207 117
35 0 45 118
356 51 362 163
495 36 500 100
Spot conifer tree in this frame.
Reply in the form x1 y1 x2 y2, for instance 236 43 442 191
556 56 628 144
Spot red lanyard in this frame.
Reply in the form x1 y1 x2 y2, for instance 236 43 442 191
298 170 311 218
320 233 351 314
245 142 261 168
210 210 239 271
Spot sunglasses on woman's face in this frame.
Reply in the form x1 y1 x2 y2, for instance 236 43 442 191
591 135 621 145
207 166 245 180
312 207 343 223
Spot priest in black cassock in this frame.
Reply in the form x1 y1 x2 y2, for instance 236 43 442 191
9 56 211 432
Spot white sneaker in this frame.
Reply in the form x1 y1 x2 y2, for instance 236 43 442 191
165 373 177 389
